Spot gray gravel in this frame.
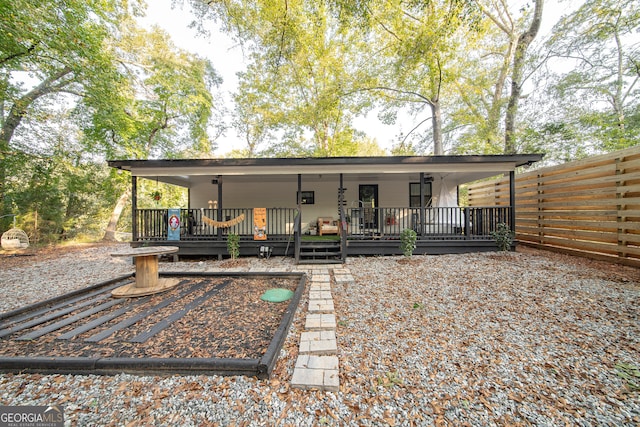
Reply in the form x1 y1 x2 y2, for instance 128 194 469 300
0 244 639 426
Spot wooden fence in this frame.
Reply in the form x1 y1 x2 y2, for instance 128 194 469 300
467 145 640 266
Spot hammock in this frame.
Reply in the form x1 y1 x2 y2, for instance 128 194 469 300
202 213 245 228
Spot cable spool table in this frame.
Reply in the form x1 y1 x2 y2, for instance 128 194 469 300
111 246 180 297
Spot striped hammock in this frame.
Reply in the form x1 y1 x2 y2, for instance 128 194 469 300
202 213 245 228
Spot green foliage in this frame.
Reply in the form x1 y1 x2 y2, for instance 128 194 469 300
0 1 221 244
400 228 417 257
615 362 640 391
222 1 370 157
543 0 640 154
83 20 223 159
490 223 515 251
227 233 240 259
376 370 404 388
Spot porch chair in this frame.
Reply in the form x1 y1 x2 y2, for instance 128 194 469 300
317 217 339 235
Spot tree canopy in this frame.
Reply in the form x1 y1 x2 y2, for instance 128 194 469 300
0 0 222 236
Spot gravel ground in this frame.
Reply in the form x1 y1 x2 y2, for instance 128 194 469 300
0 243 639 426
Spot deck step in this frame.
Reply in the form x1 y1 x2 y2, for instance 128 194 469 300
298 241 343 264
300 243 341 249
301 250 341 257
298 259 344 265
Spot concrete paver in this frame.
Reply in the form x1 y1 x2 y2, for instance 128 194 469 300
291 267 355 392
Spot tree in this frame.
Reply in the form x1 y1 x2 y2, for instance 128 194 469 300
1 1 223 241
448 0 528 154
360 0 482 155
88 21 223 240
196 0 477 156
546 0 640 151
504 0 544 154
0 0 131 227
6 107 118 242
226 1 368 156
83 20 223 160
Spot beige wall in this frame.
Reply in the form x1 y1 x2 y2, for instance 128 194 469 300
189 174 445 231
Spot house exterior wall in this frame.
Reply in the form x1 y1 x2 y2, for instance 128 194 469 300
190 179 299 209
188 174 445 232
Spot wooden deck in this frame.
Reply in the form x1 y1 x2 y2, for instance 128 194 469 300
131 206 512 259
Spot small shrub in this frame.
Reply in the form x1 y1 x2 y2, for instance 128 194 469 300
227 233 240 259
615 362 640 391
376 370 404 388
491 222 514 251
400 228 417 257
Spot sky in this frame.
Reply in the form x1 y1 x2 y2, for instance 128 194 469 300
139 0 577 156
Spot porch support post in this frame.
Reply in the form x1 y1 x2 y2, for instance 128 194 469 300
217 177 223 240
339 173 344 225
509 170 516 233
339 173 346 261
419 172 425 236
295 174 302 262
132 175 138 241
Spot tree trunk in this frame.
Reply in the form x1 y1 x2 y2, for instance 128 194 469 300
504 0 544 154
102 190 130 241
432 100 443 155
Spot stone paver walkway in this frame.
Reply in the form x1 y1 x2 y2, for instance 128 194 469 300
291 266 355 392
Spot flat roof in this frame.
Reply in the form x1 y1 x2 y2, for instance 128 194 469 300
109 154 542 173
107 155 543 187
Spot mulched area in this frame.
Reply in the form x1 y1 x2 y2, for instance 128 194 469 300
333 249 640 425
1 243 638 425
0 275 299 360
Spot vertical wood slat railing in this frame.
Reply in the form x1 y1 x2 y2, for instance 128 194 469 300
135 206 511 242
466 145 640 266
135 208 298 241
344 206 511 239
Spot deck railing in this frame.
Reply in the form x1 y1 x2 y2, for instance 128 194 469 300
344 206 512 239
135 208 298 241
134 206 511 242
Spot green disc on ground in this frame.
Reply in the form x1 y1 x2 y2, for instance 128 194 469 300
261 288 294 302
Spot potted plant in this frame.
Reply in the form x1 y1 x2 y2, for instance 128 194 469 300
150 190 162 201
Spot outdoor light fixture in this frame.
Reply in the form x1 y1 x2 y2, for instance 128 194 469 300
423 175 434 183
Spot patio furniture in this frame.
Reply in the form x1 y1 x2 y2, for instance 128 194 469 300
318 217 339 235
111 246 179 297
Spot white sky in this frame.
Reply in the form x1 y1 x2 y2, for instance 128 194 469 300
140 0 577 156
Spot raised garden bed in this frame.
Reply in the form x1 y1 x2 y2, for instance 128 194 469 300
0 272 305 379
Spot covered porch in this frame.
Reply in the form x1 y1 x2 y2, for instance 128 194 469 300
108 155 542 262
